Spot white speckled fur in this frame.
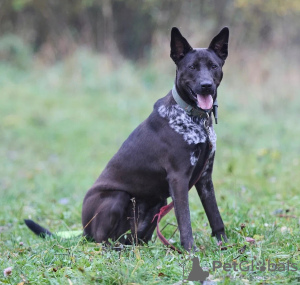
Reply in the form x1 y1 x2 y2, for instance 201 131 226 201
158 104 216 165
208 125 217 153
190 152 198 166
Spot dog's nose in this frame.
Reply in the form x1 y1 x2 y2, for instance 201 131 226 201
200 81 213 90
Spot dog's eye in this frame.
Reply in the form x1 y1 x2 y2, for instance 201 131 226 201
212 64 218 69
189 65 195 70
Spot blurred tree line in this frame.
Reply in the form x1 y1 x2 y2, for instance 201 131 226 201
0 0 299 62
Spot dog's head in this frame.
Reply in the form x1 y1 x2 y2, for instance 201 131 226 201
170 27 229 111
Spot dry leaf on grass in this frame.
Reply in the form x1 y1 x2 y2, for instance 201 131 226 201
3 267 12 277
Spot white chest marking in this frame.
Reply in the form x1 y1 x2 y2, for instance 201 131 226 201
158 104 216 165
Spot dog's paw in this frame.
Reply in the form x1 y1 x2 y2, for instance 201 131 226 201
215 232 228 244
192 245 200 253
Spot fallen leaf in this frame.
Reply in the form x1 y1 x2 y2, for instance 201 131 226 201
3 267 12 277
238 245 247 254
245 237 255 244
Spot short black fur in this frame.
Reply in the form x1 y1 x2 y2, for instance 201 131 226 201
25 27 230 251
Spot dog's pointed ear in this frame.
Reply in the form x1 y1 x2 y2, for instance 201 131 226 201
208 27 229 61
170 27 193 64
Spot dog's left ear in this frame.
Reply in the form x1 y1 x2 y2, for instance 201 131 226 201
170 27 193 64
208 27 229 61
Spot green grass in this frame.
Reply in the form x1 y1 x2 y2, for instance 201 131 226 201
0 49 300 284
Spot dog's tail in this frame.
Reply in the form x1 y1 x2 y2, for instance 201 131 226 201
24 219 53 238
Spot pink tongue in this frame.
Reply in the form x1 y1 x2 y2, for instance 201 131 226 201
197 94 213 110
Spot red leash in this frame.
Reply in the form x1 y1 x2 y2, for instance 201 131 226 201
152 201 182 253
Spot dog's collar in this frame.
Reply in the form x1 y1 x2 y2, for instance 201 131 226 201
172 85 218 123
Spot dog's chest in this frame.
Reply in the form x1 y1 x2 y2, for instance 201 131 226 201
158 104 216 166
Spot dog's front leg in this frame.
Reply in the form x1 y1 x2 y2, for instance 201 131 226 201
195 156 227 243
168 177 194 251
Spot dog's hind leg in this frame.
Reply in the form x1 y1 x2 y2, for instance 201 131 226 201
82 190 131 243
140 200 167 243
129 199 167 244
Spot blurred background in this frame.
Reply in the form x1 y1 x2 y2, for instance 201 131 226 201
1 0 300 60
0 0 299 111
0 0 300 234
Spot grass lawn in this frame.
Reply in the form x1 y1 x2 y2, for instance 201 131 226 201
0 50 299 284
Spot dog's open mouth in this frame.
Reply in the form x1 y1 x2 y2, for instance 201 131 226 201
188 87 213 110
196 94 213 110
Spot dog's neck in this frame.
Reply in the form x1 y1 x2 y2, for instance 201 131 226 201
172 85 218 124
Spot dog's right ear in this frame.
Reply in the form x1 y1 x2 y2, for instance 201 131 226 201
170 27 193 64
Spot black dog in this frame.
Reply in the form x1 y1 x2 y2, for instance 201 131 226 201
26 27 229 251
